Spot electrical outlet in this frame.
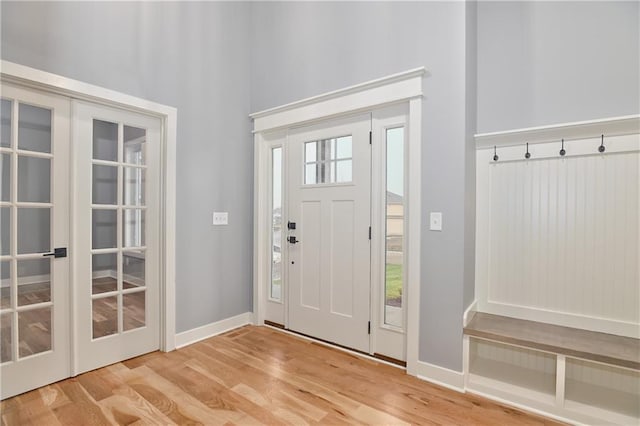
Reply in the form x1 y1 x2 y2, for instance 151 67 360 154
213 211 228 225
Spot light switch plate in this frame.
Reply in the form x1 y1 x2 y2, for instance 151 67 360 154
213 211 228 225
430 212 442 231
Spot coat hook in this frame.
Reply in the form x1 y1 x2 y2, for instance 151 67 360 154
598 134 606 153
493 145 499 162
524 142 531 159
559 139 566 156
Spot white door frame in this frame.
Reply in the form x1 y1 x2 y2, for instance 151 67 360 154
251 68 425 375
0 60 178 353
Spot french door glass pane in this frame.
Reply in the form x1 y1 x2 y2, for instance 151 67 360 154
18 156 50 203
0 99 11 147
123 251 145 287
18 104 51 154
92 209 117 249
1 153 10 202
92 120 118 162
17 258 50 306
93 296 118 338
123 167 145 206
1 260 10 309
17 208 50 254
92 253 117 294
18 306 51 357
123 291 145 331
271 147 282 301
124 126 146 165
123 209 145 248
1 207 10 256
0 312 12 362
92 164 118 205
384 127 404 328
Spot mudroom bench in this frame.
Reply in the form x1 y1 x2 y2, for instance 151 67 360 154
463 312 640 425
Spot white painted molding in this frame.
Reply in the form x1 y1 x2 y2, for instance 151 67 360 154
1 60 178 353
463 300 477 327
251 68 424 377
251 67 425 133
175 312 254 349
416 361 465 393
475 114 640 148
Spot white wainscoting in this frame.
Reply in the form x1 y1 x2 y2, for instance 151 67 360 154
476 119 640 338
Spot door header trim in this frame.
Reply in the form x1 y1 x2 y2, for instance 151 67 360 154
250 67 426 133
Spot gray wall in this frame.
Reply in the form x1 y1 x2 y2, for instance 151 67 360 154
251 1 476 371
1 1 254 332
477 1 640 133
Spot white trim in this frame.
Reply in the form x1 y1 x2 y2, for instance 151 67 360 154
0 60 178 352
251 68 424 376
251 68 425 133
175 312 254 349
416 360 465 393
463 299 477 327
475 114 640 148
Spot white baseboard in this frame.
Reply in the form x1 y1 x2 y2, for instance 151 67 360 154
175 312 254 349
416 360 465 393
463 299 477 327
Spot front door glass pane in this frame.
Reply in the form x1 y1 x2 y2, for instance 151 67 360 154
18 104 51 153
384 127 404 328
304 136 352 184
18 156 50 203
270 147 282 301
18 307 51 357
17 208 50 254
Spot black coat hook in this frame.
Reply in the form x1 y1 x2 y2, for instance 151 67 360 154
599 134 606 153
559 139 566 156
493 145 499 162
524 143 531 159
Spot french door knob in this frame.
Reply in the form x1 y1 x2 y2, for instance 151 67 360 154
42 247 67 258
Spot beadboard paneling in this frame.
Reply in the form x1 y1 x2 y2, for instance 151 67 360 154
476 133 640 337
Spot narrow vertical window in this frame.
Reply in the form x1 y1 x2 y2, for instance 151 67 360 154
270 147 283 301
384 128 404 327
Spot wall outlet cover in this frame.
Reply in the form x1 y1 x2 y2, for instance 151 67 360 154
429 212 442 231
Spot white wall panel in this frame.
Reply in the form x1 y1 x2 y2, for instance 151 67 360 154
476 132 640 337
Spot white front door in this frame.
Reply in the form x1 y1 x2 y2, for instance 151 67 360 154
0 84 71 398
287 113 371 352
73 101 161 374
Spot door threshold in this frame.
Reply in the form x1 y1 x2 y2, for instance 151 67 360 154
262 322 406 370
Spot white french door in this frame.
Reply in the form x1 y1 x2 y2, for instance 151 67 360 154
73 101 161 374
0 84 71 398
287 113 371 352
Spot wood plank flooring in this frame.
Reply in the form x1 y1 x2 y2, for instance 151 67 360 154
0 326 562 425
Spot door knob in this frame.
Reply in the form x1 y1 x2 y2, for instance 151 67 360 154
288 236 299 244
42 247 67 258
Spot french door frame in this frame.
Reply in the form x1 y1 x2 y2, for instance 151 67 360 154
0 61 178 359
251 68 425 375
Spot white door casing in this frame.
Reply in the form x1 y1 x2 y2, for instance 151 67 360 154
252 68 424 374
73 101 161 374
0 83 71 399
287 113 372 352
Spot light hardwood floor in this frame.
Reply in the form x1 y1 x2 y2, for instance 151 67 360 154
0 326 562 425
